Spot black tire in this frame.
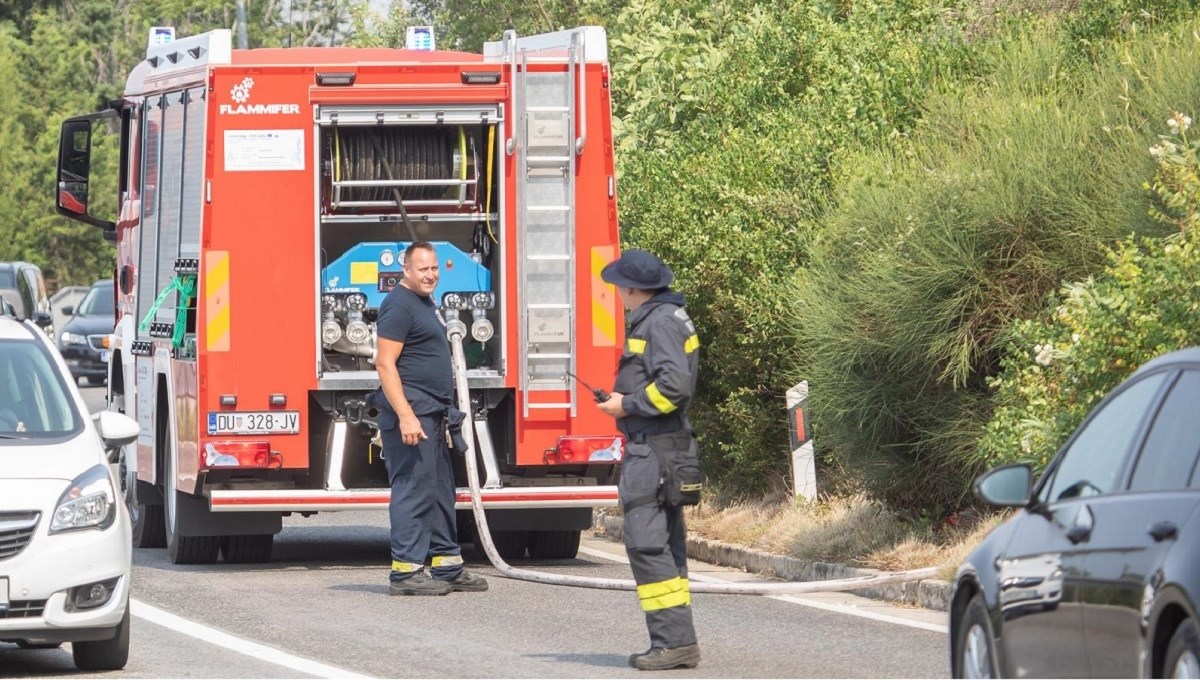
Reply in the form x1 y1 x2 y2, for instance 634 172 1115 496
1165 618 1200 678
16 641 61 649
222 534 274 564
72 604 130 671
85 375 106 386
528 530 581 559
953 593 999 679
163 437 220 565
113 389 165 549
132 502 166 549
490 530 528 560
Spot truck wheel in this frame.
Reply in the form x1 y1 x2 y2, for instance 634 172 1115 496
113 388 164 548
163 438 220 565
121 447 165 549
222 534 274 564
72 604 130 671
132 503 166 549
490 530 528 560
528 530 581 559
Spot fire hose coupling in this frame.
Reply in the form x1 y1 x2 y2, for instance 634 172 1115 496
445 317 468 341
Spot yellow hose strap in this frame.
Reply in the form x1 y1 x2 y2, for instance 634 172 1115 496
334 129 341 182
392 561 422 573
645 383 678 414
627 338 646 354
458 126 467 181
432 555 464 567
485 125 498 244
638 577 691 611
684 334 700 353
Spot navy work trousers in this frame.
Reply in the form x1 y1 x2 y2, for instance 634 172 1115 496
382 413 463 581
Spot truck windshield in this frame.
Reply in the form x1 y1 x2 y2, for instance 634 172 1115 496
77 285 115 316
0 338 81 440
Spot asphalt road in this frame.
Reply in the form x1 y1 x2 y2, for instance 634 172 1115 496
0 386 950 678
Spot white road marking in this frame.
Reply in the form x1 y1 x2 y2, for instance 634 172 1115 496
577 545 950 634
131 598 374 679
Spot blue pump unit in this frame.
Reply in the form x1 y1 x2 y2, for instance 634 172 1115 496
322 241 490 309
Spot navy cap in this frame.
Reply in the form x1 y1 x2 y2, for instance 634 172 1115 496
600 249 674 290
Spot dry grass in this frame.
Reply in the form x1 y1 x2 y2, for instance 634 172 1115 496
683 493 1012 579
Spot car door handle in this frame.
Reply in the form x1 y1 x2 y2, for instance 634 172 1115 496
1066 524 1092 544
1148 521 1178 542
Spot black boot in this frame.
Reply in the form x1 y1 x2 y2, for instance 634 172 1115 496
389 571 452 596
631 644 701 671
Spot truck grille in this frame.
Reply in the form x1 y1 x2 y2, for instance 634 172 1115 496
87 334 106 350
0 512 39 561
0 600 46 619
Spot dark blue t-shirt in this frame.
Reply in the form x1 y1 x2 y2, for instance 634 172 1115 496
376 284 453 408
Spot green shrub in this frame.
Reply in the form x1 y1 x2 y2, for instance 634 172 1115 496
788 18 1200 512
979 112 1200 471
615 0 985 493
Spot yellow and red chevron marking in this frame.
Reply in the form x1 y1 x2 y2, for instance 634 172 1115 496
205 251 231 352
591 246 617 347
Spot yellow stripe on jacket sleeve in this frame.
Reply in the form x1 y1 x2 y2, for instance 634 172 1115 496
645 382 678 414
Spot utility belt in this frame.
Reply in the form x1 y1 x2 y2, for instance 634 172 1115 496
622 413 687 443
621 428 702 509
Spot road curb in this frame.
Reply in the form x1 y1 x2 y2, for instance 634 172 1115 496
598 515 952 612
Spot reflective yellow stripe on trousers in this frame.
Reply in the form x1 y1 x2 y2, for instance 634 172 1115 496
637 576 691 612
392 561 422 573
432 555 464 567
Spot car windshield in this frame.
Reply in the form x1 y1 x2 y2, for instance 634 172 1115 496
0 338 81 439
0 270 13 289
77 284 114 316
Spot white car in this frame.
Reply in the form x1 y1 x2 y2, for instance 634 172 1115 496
0 317 138 670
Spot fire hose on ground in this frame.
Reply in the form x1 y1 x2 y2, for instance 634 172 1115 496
446 323 940 595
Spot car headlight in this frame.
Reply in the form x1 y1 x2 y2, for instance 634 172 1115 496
49 465 116 534
60 331 85 345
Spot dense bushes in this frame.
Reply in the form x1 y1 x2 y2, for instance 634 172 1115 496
788 17 1200 511
980 112 1200 471
612 0 986 493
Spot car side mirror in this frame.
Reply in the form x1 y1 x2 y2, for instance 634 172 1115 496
93 411 139 462
974 463 1033 508
61 305 74 316
32 311 52 328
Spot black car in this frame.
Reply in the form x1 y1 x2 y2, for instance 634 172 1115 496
951 347 1200 678
58 279 115 384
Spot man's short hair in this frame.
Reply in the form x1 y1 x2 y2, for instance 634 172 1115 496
404 241 437 265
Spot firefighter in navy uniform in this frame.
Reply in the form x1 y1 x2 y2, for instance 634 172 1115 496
597 249 703 671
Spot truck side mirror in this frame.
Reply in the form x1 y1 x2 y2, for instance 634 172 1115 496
56 112 117 232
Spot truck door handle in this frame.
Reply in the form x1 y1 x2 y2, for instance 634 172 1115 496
1148 521 1178 542
1066 524 1092 544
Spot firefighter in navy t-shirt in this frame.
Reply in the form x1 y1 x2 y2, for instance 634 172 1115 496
374 241 488 596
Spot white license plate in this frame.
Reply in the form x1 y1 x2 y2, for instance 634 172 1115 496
100 349 110 362
0 577 8 612
207 411 299 435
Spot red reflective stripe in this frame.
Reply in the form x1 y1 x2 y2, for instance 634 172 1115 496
209 490 619 507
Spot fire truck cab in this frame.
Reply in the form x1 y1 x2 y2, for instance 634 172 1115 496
55 26 624 564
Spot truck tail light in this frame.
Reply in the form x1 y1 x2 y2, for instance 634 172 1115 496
544 436 624 465
203 441 271 468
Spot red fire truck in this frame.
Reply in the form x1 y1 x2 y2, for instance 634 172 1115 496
55 26 624 564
